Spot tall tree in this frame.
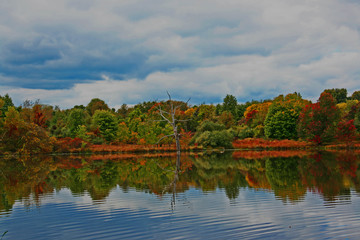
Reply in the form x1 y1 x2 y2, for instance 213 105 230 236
223 94 237 117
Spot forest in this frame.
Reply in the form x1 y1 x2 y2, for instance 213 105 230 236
1 88 360 154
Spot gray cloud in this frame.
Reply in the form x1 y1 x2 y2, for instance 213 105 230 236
0 0 360 107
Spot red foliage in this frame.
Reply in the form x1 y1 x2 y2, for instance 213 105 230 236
232 150 311 159
88 142 199 154
148 102 162 114
245 109 258 123
335 152 358 178
232 138 311 149
336 119 357 145
56 137 86 152
33 105 47 127
298 92 340 144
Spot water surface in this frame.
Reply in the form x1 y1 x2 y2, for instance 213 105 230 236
1 151 360 239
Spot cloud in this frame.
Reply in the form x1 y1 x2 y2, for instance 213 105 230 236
1 0 360 107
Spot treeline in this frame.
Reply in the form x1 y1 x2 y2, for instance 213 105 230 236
1 88 360 154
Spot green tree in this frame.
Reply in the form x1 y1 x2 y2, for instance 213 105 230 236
324 88 347 103
67 108 90 137
223 94 237 117
194 130 233 149
197 120 226 132
264 93 309 139
48 109 68 137
0 94 14 117
92 110 119 142
351 91 360 101
0 99 4 135
75 125 90 141
190 120 233 148
117 122 130 143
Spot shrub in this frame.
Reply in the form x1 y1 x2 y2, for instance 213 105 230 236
234 125 254 139
194 130 233 149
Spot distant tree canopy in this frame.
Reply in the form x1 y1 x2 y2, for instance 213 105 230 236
86 98 110 115
351 91 360 101
324 88 347 104
1 88 360 153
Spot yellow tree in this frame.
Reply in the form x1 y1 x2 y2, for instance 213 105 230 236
244 102 272 128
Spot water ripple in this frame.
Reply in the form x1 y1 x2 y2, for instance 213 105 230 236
1 186 360 239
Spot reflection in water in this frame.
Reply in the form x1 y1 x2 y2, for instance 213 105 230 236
1 151 360 213
1 151 360 239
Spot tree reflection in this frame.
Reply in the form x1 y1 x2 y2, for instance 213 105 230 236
1 151 360 213
265 157 306 203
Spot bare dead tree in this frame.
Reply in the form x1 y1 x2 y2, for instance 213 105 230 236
156 92 191 159
155 93 190 210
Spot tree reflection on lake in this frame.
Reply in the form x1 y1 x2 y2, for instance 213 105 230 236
2 151 360 239
1 150 360 213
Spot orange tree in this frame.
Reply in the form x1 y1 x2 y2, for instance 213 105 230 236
297 92 341 144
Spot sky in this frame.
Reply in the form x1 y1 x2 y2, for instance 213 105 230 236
1 0 360 109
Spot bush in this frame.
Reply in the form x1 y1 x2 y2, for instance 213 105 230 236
190 120 227 145
194 130 233 149
233 125 254 139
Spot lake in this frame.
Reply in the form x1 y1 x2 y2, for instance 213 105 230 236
1 150 360 239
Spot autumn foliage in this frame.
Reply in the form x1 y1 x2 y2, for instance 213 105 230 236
1 88 360 155
232 138 312 149
336 119 358 146
297 92 341 145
